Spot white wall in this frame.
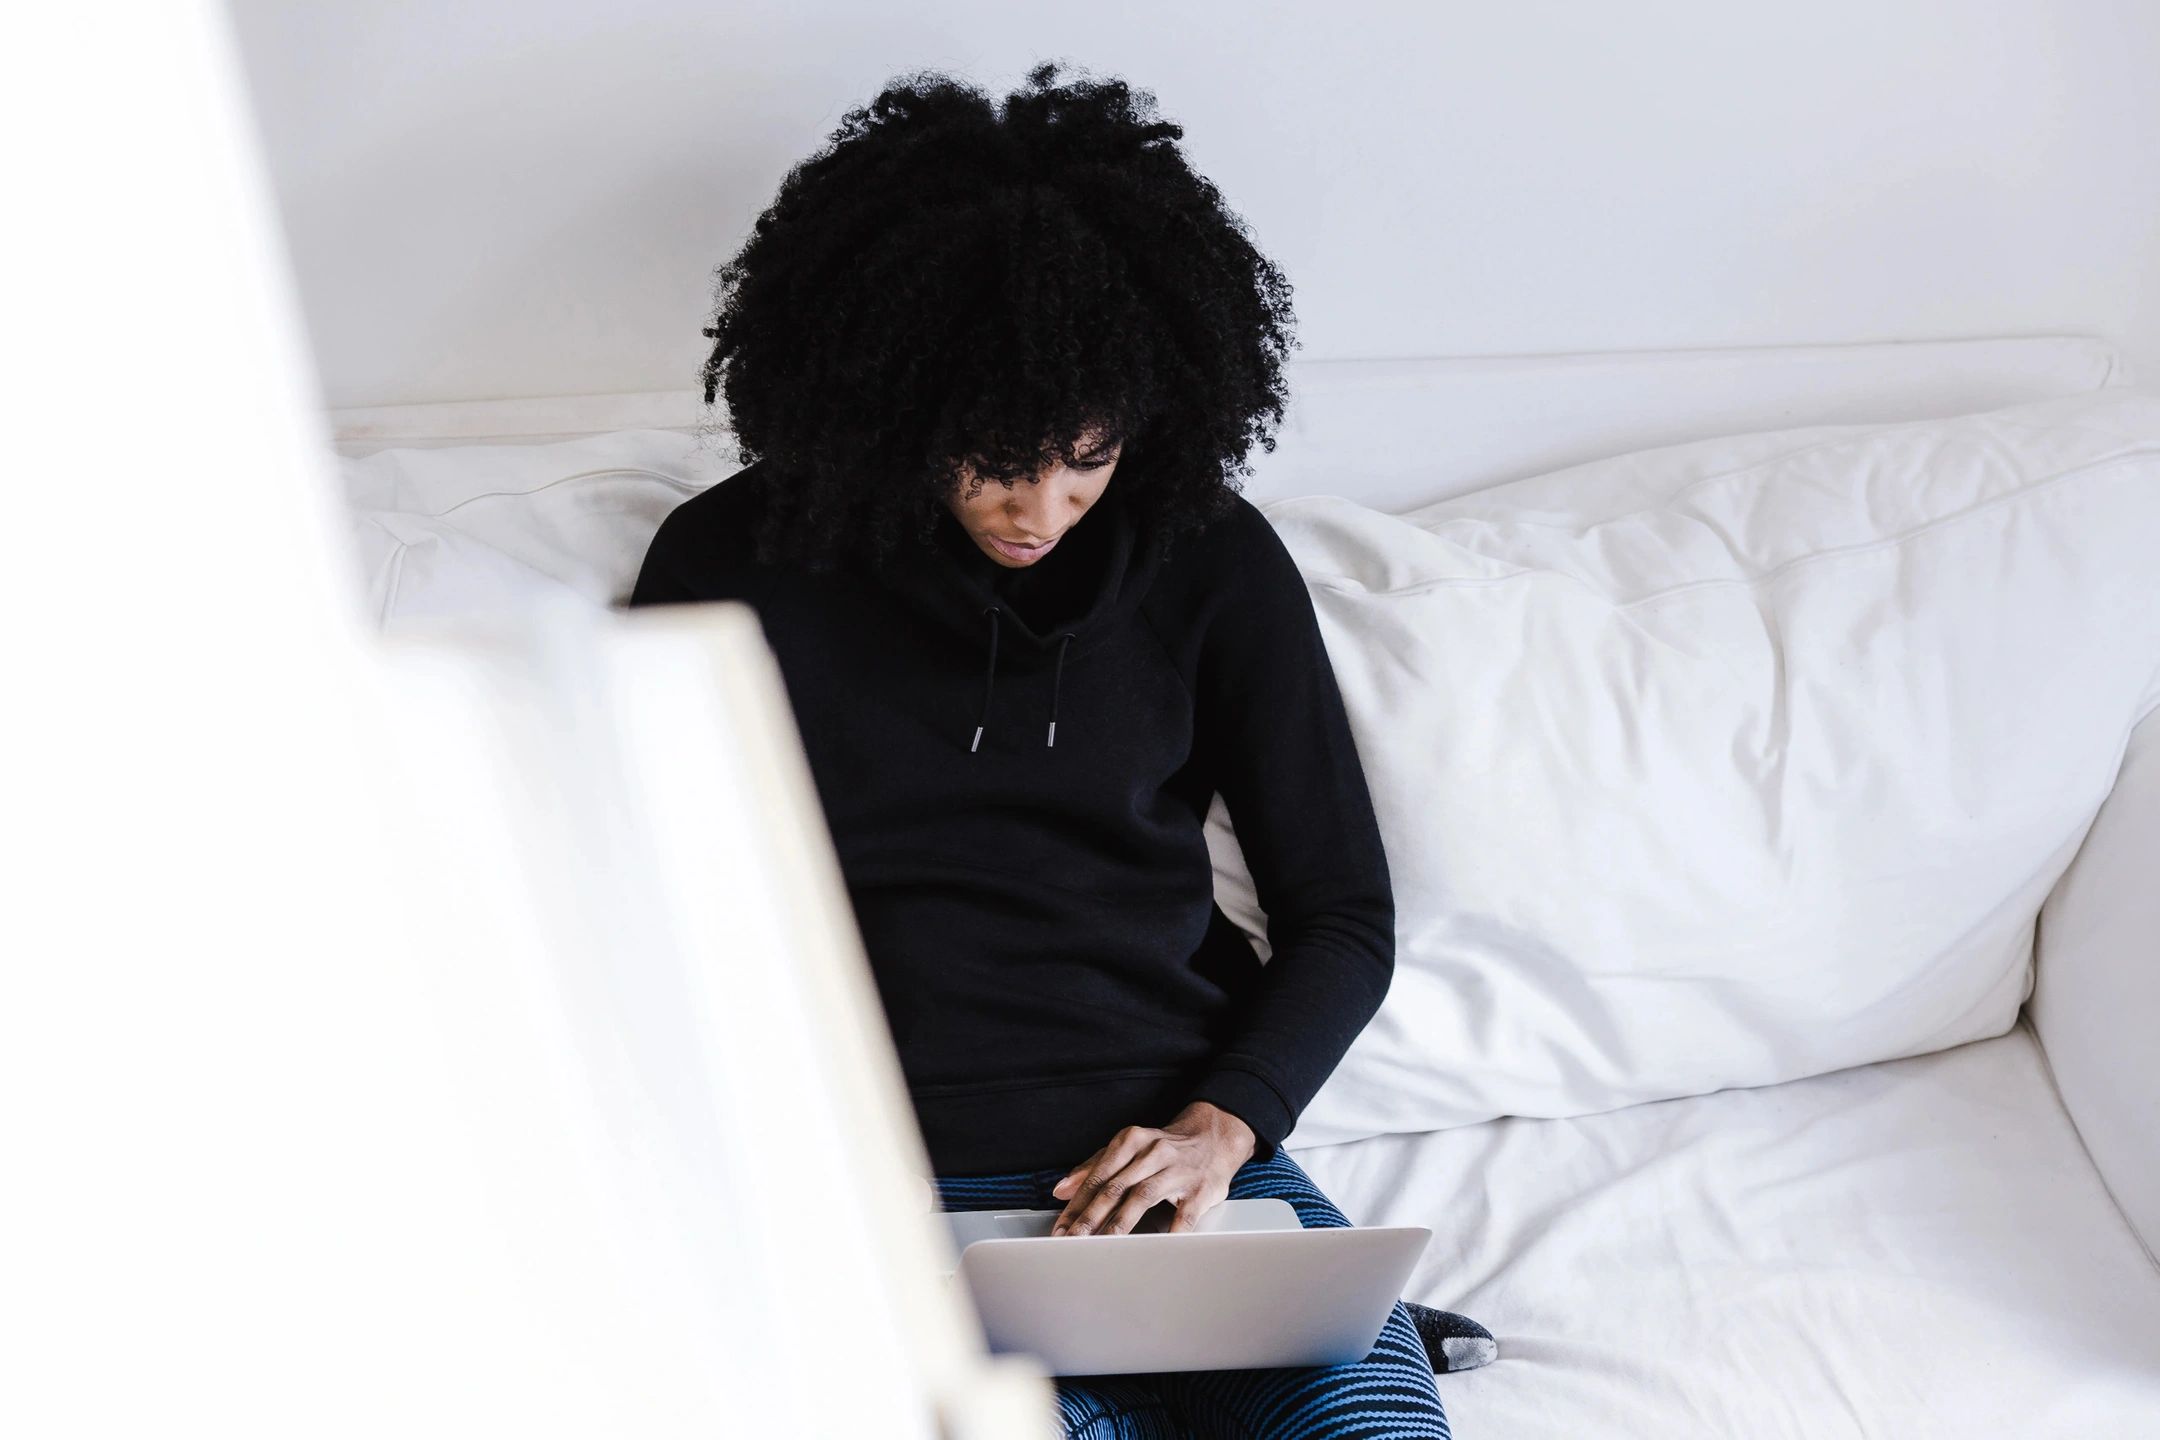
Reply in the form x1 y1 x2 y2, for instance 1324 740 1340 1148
225 0 2160 410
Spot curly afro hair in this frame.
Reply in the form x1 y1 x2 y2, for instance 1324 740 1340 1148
698 58 1299 579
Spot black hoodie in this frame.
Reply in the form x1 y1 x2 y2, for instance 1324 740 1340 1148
628 458 1395 1177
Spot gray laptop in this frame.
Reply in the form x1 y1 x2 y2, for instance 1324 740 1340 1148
940 1198 1430 1376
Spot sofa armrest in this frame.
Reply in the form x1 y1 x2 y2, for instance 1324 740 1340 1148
2029 702 2160 1261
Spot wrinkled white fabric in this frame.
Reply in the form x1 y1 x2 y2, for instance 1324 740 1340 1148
1207 388 2160 1146
341 429 730 625
1292 1027 2160 1438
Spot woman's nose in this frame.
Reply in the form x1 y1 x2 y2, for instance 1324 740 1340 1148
1009 474 1081 526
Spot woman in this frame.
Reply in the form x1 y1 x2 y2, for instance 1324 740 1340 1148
631 60 1490 1438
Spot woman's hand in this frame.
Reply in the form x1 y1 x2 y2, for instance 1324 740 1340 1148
1048 1101 1257 1237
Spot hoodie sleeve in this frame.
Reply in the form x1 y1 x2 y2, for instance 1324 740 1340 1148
1180 501 1396 1162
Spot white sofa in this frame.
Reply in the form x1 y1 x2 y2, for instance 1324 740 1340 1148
334 338 2160 1438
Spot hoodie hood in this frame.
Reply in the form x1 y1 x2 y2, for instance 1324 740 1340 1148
876 482 1165 754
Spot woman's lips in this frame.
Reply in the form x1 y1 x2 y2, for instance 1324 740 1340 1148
990 532 1059 561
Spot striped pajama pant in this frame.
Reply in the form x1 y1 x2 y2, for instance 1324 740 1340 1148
935 1149 1452 1439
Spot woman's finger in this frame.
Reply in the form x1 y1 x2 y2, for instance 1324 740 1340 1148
1166 1182 1228 1234
1096 1165 1182 1237
1049 1148 1102 1201
1052 1129 1144 1231
1058 1135 1172 1236
1058 1153 1153 1236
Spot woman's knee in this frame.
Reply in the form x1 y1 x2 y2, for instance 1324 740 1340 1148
1224 1149 1353 1230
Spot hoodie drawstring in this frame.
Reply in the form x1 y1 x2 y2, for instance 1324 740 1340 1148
1047 631 1074 748
971 605 1001 753
970 605 1078 753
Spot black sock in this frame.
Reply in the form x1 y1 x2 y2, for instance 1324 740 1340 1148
1402 1302 1498 1373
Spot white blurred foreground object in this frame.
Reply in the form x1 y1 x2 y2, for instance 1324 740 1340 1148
2 5 1050 1436
358 596 1057 1438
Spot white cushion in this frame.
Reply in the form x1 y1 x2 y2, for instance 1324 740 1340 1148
1291 1027 2160 1438
2030 705 2160 1256
1214 387 2160 1147
341 429 733 626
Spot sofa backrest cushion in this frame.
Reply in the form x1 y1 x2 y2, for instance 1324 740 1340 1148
342 429 733 626
1220 387 2160 1146
336 390 2160 1152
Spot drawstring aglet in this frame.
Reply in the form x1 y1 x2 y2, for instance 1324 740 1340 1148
970 604 1002 754
1045 631 1075 750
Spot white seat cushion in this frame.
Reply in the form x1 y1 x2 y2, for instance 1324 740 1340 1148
1291 1028 2160 1438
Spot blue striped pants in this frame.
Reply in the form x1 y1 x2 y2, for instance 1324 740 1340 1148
936 1149 1452 1439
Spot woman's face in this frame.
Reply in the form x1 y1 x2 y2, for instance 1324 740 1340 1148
946 428 1125 568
